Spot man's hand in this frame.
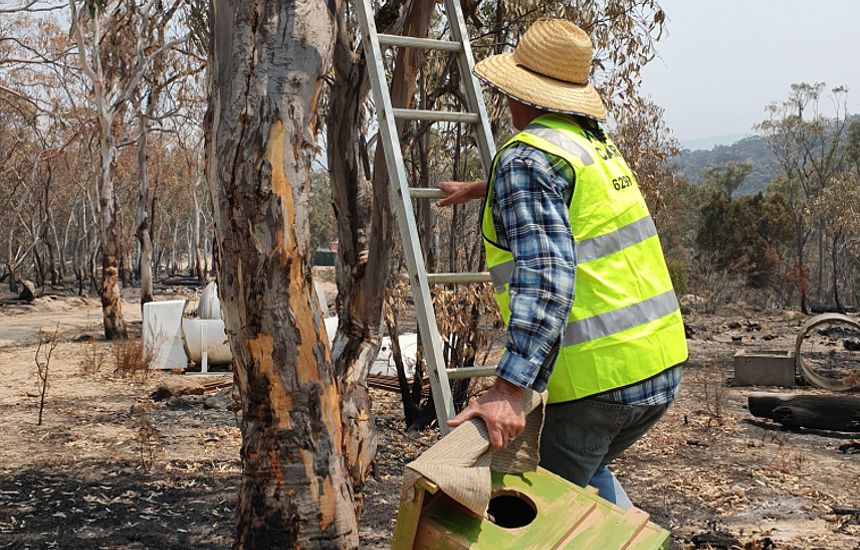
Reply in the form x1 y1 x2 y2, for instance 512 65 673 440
447 378 526 451
435 180 487 207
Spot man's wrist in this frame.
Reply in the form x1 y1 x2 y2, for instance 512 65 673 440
471 180 487 199
494 376 527 396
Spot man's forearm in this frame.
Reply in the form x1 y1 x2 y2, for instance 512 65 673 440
493 151 576 391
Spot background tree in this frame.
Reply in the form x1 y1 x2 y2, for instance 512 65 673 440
69 0 187 338
756 82 851 312
813 173 860 312
696 163 793 290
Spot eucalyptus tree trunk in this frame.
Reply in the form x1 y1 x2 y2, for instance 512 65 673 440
795 219 809 314
831 232 845 314
99 151 128 340
39 167 60 287
191 174 206 284
207 1 356 547
136 96 155 308
60 207 73 280
326 6 380 513
325 0 435 509
5 237 17 294
169 221 178 276
70 0 127 339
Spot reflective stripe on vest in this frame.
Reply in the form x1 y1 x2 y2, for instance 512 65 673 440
481 114 688 403
524 124 595 166
562 289 679 346
487 214 659 289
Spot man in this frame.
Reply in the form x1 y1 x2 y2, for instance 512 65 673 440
440 18 688 509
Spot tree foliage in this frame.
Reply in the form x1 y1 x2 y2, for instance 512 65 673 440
697 164 792 289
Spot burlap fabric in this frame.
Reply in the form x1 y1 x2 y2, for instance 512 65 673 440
403 390 546 515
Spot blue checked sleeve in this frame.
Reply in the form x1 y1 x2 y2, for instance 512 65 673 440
491 145 576 391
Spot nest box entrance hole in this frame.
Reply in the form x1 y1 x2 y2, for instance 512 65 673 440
487 490 537 529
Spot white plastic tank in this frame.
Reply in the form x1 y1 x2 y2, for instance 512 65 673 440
182 318 233 372
197 281 222 320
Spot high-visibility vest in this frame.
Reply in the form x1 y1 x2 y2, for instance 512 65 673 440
481 113 687 404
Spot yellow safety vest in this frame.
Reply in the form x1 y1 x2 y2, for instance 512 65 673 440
482 114 687 404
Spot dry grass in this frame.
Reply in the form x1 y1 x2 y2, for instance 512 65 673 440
77 338 109 376
131 405 159 472
701 370 728 428
764 432 806 475
111 338 154 380
78 337 154 380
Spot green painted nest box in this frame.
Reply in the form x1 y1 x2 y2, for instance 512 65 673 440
393 467 669 549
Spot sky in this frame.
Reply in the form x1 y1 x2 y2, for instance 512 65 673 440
639 0 860 149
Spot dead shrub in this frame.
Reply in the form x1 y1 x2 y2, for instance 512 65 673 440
765 433 805 474
131 405 159 472
78 339 109 376
111 338 154 380
35 324 60 426
689 257 749 314
701 370 728 428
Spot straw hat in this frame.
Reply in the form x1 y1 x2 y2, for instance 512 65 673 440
474 19 607 121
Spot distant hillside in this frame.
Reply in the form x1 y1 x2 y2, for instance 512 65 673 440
681 133 750 151
672 135 780 195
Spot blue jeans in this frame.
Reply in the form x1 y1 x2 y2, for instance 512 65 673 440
539 397 670 509
589 465 633 509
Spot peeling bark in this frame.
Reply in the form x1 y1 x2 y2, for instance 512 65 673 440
207 0 356 548
326 4 380 514
325 0 435 512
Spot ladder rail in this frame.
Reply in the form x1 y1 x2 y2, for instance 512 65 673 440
442 0 497 172
377 34 461 51
355 0 457 433
356 0 499 434
426 272 491 284
392 108 479 123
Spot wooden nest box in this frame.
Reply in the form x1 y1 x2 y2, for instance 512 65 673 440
393 467 670 549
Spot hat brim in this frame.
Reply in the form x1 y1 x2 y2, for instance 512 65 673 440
474 53 607 121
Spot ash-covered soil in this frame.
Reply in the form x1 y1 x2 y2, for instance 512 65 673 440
0 289 857 549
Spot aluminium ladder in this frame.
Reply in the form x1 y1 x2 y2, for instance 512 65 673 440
355 0 497 434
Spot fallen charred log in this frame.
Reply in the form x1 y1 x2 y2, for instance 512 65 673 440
748 392 860 432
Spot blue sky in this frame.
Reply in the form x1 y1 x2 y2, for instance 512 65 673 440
639 0 860 147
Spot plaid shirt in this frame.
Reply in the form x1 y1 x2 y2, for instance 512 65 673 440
491 141 681 405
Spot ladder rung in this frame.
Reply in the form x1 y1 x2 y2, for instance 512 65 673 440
426 272 491 284
377 34 462 52
409 188 447 199
446 366 496 380
392 109 479 123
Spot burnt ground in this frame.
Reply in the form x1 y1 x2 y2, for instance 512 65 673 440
0 289 858 549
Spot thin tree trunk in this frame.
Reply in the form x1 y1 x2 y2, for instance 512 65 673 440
191 174 205 284
832 232 844 314
150 196 160 280
40 165 60 287
207 1 356 547
136 96 155 309
816 221 824 308
169 221 178 276
32 235 44 288
327 5 377 513
185 221 193 277
60 205 73 280
796 219 808 314
96 118 127 338
6 243 17 294
326 0 434 510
